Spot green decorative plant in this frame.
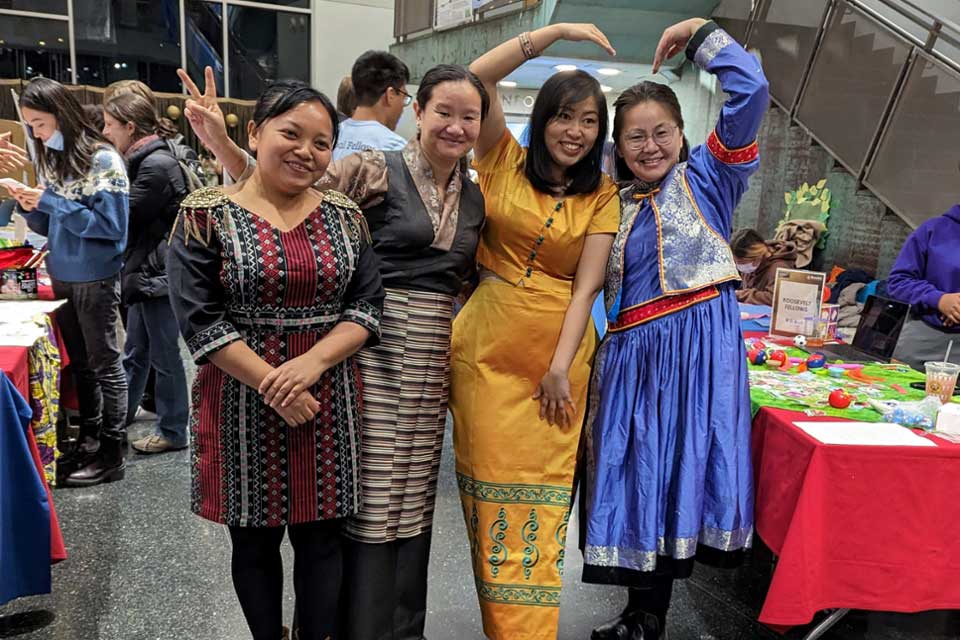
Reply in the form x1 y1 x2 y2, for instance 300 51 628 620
778 179 831 249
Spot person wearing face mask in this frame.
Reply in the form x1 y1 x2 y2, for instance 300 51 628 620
0 78 131 487
730 228 798 306
102 93 190 455
180 64 488 639
450 24 621 640
581 19 768 640
166 80 385 640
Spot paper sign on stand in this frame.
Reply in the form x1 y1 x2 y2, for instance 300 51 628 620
770 268 826 338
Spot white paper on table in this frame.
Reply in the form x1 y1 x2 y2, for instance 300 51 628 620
793 421 937 447
0 299 66 320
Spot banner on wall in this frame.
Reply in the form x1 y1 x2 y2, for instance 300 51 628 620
435 0 473 30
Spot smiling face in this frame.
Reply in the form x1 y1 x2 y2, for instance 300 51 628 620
616 100 683 184
20 106 59 143
102 112 136 154
414 79 483 165
248 100 334 194
543 96 601 174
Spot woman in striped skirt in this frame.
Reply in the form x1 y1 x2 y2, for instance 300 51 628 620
180 64 490 639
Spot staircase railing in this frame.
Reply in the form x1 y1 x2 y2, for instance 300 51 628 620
738 0 960 228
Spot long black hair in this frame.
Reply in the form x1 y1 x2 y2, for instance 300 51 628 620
612 81 690 181
251 79 340 148
20 77 111 183
525 70 608 196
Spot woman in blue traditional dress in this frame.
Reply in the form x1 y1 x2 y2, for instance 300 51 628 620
582 18 769 640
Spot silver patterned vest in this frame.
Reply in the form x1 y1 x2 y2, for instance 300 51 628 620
603 162 740 315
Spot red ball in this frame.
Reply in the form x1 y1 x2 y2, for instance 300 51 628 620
828 389 853 409
769 350 787 363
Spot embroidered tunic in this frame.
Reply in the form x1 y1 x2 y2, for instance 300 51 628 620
166 188 384 527
583 22 769 584
240 141 486 542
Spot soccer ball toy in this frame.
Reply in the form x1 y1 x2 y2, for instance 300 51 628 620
793 335 808 348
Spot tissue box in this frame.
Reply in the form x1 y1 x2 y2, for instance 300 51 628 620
935 403 960 435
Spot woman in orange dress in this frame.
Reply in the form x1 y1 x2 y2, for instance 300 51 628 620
450 23 620 640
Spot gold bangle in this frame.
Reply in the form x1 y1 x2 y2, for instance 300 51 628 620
519 31 538 60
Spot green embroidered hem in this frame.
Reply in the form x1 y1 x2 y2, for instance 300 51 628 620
457 472 572 506
475 578 562 608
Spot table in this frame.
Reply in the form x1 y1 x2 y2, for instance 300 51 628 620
751 407 960 635
0 306 68 589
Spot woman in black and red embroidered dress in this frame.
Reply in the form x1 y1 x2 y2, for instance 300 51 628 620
166 81 384 640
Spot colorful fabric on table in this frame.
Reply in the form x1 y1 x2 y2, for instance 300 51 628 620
27 314 61 485
0 371 51 605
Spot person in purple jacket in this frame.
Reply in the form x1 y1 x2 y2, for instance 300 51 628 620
888 204 960 370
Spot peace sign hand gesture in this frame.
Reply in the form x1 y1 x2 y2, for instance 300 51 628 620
176 66 229 152
652 18 708 74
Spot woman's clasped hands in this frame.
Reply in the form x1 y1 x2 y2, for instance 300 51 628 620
259 353 329 427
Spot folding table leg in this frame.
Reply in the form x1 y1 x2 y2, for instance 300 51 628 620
802 608 851 640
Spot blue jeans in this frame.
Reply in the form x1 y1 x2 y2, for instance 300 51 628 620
123 297 189 446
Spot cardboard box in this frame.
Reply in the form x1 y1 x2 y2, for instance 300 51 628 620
0 266 38 299
818 304 840 341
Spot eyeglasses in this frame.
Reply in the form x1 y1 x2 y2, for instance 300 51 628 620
395 87 413 107
623 124 678 150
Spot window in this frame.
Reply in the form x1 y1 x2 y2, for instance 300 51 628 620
185 0 225 97
0 16 70 82
72 0 181 92
0 0 68 15
228 5 310 100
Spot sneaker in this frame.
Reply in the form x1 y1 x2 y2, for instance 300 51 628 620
131 434 187 455
133 406 158 422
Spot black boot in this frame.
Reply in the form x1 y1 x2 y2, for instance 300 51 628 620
57 433 100 483
591 610 665 640
591 608 645 640
64 437 125 487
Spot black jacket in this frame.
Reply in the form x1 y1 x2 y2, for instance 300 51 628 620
122 138 188 304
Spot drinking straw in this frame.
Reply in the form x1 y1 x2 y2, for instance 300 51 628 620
946 340 954 365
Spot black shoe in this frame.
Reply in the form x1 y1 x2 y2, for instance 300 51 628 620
57 437 100 480
591 610 645 640
592 610 665 640
64 439 125 487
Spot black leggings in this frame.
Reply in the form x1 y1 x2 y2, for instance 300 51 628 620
229 520 342 640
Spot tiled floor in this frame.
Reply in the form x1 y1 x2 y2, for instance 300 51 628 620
1 418 958 639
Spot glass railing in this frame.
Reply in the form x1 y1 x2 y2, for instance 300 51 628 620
743 0 960 227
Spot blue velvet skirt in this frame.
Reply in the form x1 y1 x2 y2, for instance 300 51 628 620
581 286 753 584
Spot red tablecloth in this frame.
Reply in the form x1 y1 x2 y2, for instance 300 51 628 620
0 305 68 565
752 407 960 627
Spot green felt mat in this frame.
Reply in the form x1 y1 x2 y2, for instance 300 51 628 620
747 347 937 421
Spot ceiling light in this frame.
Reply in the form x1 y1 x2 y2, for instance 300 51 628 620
554 64 577 72
38 41 46 46
498 80 517 88
597 68 620 76
600 85 613 93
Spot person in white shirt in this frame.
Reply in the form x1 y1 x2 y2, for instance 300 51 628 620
333 50 410 160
